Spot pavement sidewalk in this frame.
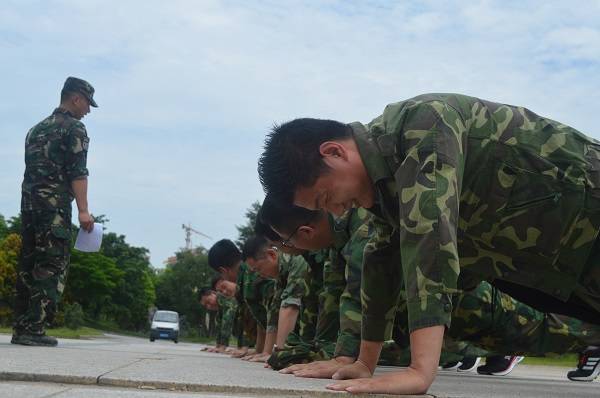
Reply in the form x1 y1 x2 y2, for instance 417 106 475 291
0 333 595 398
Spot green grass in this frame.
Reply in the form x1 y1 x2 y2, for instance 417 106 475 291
521 354 578 367
0 326 103 339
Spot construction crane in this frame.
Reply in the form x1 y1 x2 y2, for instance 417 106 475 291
182 223 212 251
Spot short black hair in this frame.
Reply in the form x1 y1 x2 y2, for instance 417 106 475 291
242 235 270 261
208 239 242 272
60 89 77 103
211 275 224 290
260 195 323 236
198 287 213 301
258 118 352 204
255 205 285 242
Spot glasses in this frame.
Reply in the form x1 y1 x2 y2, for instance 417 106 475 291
281 225 301 248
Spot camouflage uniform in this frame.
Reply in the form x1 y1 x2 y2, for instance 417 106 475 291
356 94 600 348
215 293 238 347
235 263 276 347
266 253 310 332
268 249 343 369
14 98 92 335
266 253 310 369
331 208 371 358
268 209 373 369
381 279 600 365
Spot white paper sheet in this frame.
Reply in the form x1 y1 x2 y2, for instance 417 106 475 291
74 223 103 252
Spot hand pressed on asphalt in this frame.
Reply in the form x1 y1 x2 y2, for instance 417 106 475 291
327 368 432 395
332 360 372 380
248 352 270 362
280 357 355 378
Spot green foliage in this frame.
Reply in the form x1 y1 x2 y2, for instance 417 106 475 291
235 201 261 248
154 249 215 336
64 302 85 329
100 233 156 331
0 233 20 325
64 250 124 319
0 215 8 241
0 214 21 241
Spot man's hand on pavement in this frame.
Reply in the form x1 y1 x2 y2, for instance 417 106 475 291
280 357 355 378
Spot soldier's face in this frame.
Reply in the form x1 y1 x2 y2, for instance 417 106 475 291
246 249 278 278
201 293 218 311
294 140 374 216
72 94 91 119
215 280 237 298
219 263 239 282
271 216 333 251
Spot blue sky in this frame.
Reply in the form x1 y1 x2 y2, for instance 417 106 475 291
1 0 599 266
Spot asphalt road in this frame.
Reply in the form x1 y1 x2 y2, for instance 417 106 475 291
0 333 597 397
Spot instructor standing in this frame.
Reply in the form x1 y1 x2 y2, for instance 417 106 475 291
12 77 97 346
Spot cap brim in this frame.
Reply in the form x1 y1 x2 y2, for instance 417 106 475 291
90 98 98 107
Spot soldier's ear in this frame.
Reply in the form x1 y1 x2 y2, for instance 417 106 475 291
319 141 348 161
297 226 315 239
266 247 278 262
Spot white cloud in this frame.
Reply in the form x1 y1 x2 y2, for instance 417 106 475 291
1 0 599 263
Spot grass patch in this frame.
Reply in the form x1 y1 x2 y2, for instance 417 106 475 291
0 326 103 339
181 335 215 344
83 318 147 338
521 354 578 367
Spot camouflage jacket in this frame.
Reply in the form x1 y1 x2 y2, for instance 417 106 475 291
267 253 310 332
215 293 238 346
330 207 371 357
236 262 275 329
298 250 326 342
21 108 89 211
355 93 600 339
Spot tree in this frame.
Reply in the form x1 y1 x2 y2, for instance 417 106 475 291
154 249 216 336
0 214 21 240
235 201 261 248
0 215 8 241
0 233 20 325
63 250 124 319
100 233 155 330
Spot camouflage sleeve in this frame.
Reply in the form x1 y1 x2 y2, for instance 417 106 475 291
216 295 238 346
64 121 89 181
361 216 403 341
279 255 310 308
392 100 465 332
233 303 245 346
314 253 343 343
267 288 280 333
334 219 369 358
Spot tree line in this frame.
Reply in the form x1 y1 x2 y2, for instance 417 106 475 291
0 203 258 337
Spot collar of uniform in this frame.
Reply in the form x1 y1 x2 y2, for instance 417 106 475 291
330 210 351 250
349 121 393 184
52 107 75 118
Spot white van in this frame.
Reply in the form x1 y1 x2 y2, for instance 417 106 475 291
149 310 179 343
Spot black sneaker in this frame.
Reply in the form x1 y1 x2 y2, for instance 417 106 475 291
567 347 600 382
458 357 481 372
441 361 462 370
477 355 524 376
11 333 58 347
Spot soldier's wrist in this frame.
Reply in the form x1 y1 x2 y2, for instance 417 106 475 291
333 356 355 365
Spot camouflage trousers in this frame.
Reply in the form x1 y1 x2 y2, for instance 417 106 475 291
267 332 336 370
14 209 72 335
386 281 600 365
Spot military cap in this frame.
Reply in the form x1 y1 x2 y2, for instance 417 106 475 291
62 76 98 107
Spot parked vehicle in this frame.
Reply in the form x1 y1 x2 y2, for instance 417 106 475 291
149 310 179 343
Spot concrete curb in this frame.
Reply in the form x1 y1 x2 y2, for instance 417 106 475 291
0 372 433 398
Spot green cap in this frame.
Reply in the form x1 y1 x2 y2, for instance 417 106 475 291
62 76 98 107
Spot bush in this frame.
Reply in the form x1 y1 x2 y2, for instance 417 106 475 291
64 302 85 329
